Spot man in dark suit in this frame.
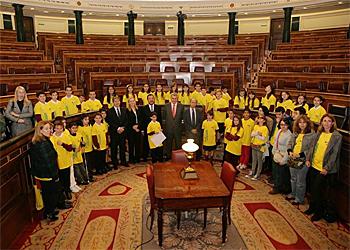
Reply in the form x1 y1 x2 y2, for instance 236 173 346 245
106 96 127 169
183 98 203 160
140 94 162 162
164 93 184 160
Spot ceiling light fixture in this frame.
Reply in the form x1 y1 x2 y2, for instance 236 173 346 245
61 10 65 13
192 14 196 17
30 7 35 10
303 6 307 9
166 15 170 17
115 14 119 16
338 1 343 4
89 12 93 15
218 14 221 16
273 10 276 12
244 12 248 15
43 10 48 13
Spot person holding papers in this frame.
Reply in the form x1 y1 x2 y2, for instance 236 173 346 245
147 112 164 163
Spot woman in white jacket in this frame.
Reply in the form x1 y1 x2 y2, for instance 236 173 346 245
269 117 293 195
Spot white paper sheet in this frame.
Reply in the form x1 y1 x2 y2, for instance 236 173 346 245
150 132 166 147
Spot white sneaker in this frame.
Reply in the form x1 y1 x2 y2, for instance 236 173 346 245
251 175 259 181
245 174 251 178
71 186 80 193
237 163 242 169
241 164 247 170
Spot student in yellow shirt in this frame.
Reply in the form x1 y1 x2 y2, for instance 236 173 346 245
103 86 116 109
223 109 234 163
82 91 103 112
294 94 309 113
202 111 219 162
222 87 232 105
122 84 138 109
224 115 244 170
276 91 294 115
138 83 153 105
92 113 109 175
50 121 74 200
197 86 212 112
239 108 255 170
48 90 65 118
233 89 247 109
261 84 276 112
206 87 217 112
34 91 53 122
305 114 342 222
190 83 202 102
179 84 191 105
78 114 94 182
307 96 327 125
247 116 269 180
68 122 89 185
147 112 164 163
247 90 260 110
154 84 167 105
61 85 81 116
211 89 228 135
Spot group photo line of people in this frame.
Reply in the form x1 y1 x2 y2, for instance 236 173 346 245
2 82 342 223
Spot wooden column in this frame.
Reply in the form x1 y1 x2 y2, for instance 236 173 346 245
127 11 137 45
74 10 84 44
12 3 25 42
282 7 293 43
227 12 237 45
177 11 186 46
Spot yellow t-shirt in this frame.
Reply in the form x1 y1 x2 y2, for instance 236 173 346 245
261 94 276 110
147 121 162 149
50 132 73 169
241 118 255 146
179 92 191 105
154 92 166 105
202 120 219 146
196 93 211 107
206 95 217 111
270 125 279 145
223 93 232 103
212 98 228 123
293 133 304 155
308 106 327 124
276 99 295 112
92 123 108 150
295 103 309 113
78 125 93 153
234 96 246 109
70 132 83 164
247 98 260 110
61 95 80 115
165 91 172 101
225 127 244 155
122 94 138 109
34 102 53 121
251 125 269 146
138 92 152 105
312 132 332 171
82 99 102 112
48 100 65 118
103 96 114 109
224 118 233 144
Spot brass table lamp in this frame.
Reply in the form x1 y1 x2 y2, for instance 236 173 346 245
181 139 199 180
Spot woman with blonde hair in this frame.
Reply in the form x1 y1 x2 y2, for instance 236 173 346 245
5 86 33 137
305 114 342 222
126 97 142 163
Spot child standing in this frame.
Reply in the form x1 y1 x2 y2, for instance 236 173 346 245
223 109 234 163
82 91 103 112
233 89 247 109
50 121 74 199
34 91 53 122
224 115 244 170
147 112 164 163
239 109 255 170
202 111 219 162
211 89 229 135
48 90 65 118
68 122 89 185
92 113 109 175
307 96 326 124
247 116 269 180
78 114 94 182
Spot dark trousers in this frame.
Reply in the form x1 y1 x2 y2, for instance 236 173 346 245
151 146 163 163
110 133 127 165
94 149 106 171
128 131 141 163
58 167 71 193
165 130 182 158
272 160 291 194
84 151 94 177
74 163 88 184
142 133 150 161
39 179 59 215
224 151 240 169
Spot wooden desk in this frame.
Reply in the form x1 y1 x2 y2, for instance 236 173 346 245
154 161 230 246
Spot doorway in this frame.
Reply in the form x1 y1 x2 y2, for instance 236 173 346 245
144 22 165 35
269 18 284 50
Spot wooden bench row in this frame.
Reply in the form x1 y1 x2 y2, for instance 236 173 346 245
276 40 350 51
0 50 45 61
0 42 37 51
0 73 67 95
266 59 350 73
258 72 350 95
75 60 245 88
271 49 349 60
0 60 55 75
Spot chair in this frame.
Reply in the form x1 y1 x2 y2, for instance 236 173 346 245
146 165 157 230
328 104 348 129
171 149 187 164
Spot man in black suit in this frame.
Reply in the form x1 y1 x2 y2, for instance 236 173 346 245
164 93 184 160
183 98 203 160
140 94 162 162
106 96 127 169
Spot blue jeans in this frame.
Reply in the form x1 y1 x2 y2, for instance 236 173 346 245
289 165 309 203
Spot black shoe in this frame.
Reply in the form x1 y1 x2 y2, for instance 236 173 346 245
57 202 73 209
89 177 95 182
46 214 59 222
311 214 322 222
304 208 314 215
65 191 72 200
81 182 89 185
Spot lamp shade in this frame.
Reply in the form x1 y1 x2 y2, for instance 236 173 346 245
182 139 199 153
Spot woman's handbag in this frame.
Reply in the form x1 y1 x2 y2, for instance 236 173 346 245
288 157 305 169
273 151 285 164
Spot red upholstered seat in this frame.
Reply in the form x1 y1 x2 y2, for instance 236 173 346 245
171 149 187 164
146 164 157 230
220 161 237 225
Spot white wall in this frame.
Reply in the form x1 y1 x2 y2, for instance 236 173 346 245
35 16 68 33
298 9 350 30
83 19 124 35
185 19 228 35
165 20 177 36
238 17 270 34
